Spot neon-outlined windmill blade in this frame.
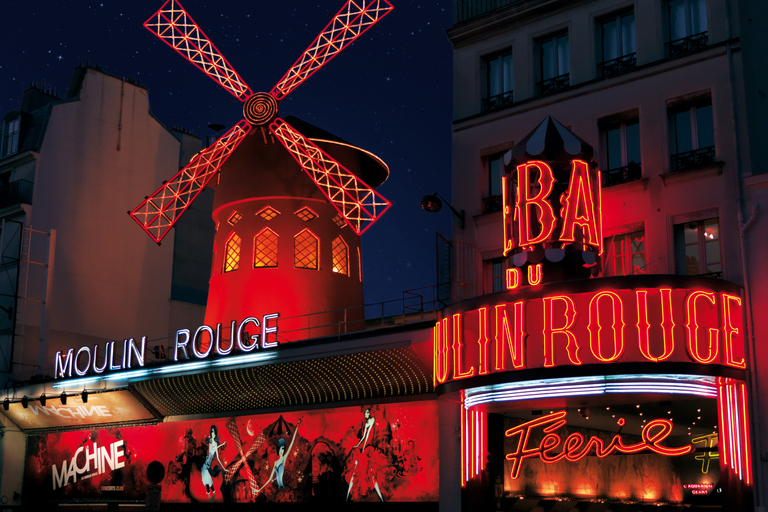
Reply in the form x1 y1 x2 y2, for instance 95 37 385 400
144 0 253 101
130 121 251 243
270 118 391 235
270 0 394 100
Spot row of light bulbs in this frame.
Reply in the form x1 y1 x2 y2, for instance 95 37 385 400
2 390 89 410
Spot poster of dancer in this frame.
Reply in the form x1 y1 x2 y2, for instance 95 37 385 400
23 400 439 504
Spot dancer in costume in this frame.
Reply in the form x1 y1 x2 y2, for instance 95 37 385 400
256 424 300 493
346 407 385 501
202 425 227 502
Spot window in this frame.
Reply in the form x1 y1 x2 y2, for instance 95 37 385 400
295 206 318 222
668 97 715 171
598 11 636 76
227 211 243 225
674 218 721 277
331 236 349 275
254 228 279 268
256 206 280 221
294 229 319 270
537 32 569 95
601 116 641 186
484 153 504 213
603 230 646 276
3 118 19 157
666 0 708 56
483 50 513 112
486 257 510 293
223 232 241 273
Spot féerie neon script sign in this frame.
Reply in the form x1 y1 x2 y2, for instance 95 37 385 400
505 410 692 479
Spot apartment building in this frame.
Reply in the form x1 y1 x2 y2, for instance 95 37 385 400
443 0 768 510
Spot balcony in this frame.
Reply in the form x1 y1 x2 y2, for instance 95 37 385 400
482 90 513 113
667 32 708 58
670 146 716 172
536 73 570 96
0 180 33 209
602 162 642 187
598 53 637 78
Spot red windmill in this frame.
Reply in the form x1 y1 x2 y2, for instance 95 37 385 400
130 0 394 334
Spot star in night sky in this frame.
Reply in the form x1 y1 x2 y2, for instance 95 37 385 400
0 0 454 306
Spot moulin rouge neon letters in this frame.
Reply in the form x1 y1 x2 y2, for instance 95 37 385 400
55 313 279 380
433 287 745 385
505 410 692 479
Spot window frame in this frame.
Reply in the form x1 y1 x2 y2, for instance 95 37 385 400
597 10 637 77
674 217 721 277
294 228 320 270
3 118 20 158
483 152 505 213
665 0 708 56
600 113 641 187
668 96 715 172
482 49 513 112
223 232 241 273
536 31 570 95
602 229 646 277
253 227 279 268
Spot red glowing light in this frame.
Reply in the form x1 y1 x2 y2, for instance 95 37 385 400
270 118 391 235
558 160 601 249
722 294 746 368
515 161 556 248
494 302 526 371
134 0 393 242
587 291 625 362
129 122 251 243
476 308 490 376
452 313 475 380
527 264 543 286
636 289 675 362
144 0 253 101
505 411 691 479
271 0 394 100
432 318 450 385
685 291 719 364
542 295 581 367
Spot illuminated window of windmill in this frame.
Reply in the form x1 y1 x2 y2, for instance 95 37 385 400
254 228 279 268
294 229 319 270
358 247 362 282
228 210 243 225
223 232 241 273
332 236 349 275
295 206 318 222
257 206 280 221
332 214 346 228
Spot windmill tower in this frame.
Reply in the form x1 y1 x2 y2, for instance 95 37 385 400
130 0 393 338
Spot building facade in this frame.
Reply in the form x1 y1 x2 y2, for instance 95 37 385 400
445 0 768 510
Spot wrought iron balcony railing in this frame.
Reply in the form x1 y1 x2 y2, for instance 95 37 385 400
670 146 716 172
667 32 708 58
0 180 33 209
598 53 637 78
536 73 570 96
482 90 513 112
602 162 642 187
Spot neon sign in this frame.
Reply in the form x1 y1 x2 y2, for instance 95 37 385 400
504 410 691 479
503 159 602 258
55 313 279 380
433 281 745 386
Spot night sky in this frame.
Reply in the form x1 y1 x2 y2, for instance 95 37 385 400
0 0 454 308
